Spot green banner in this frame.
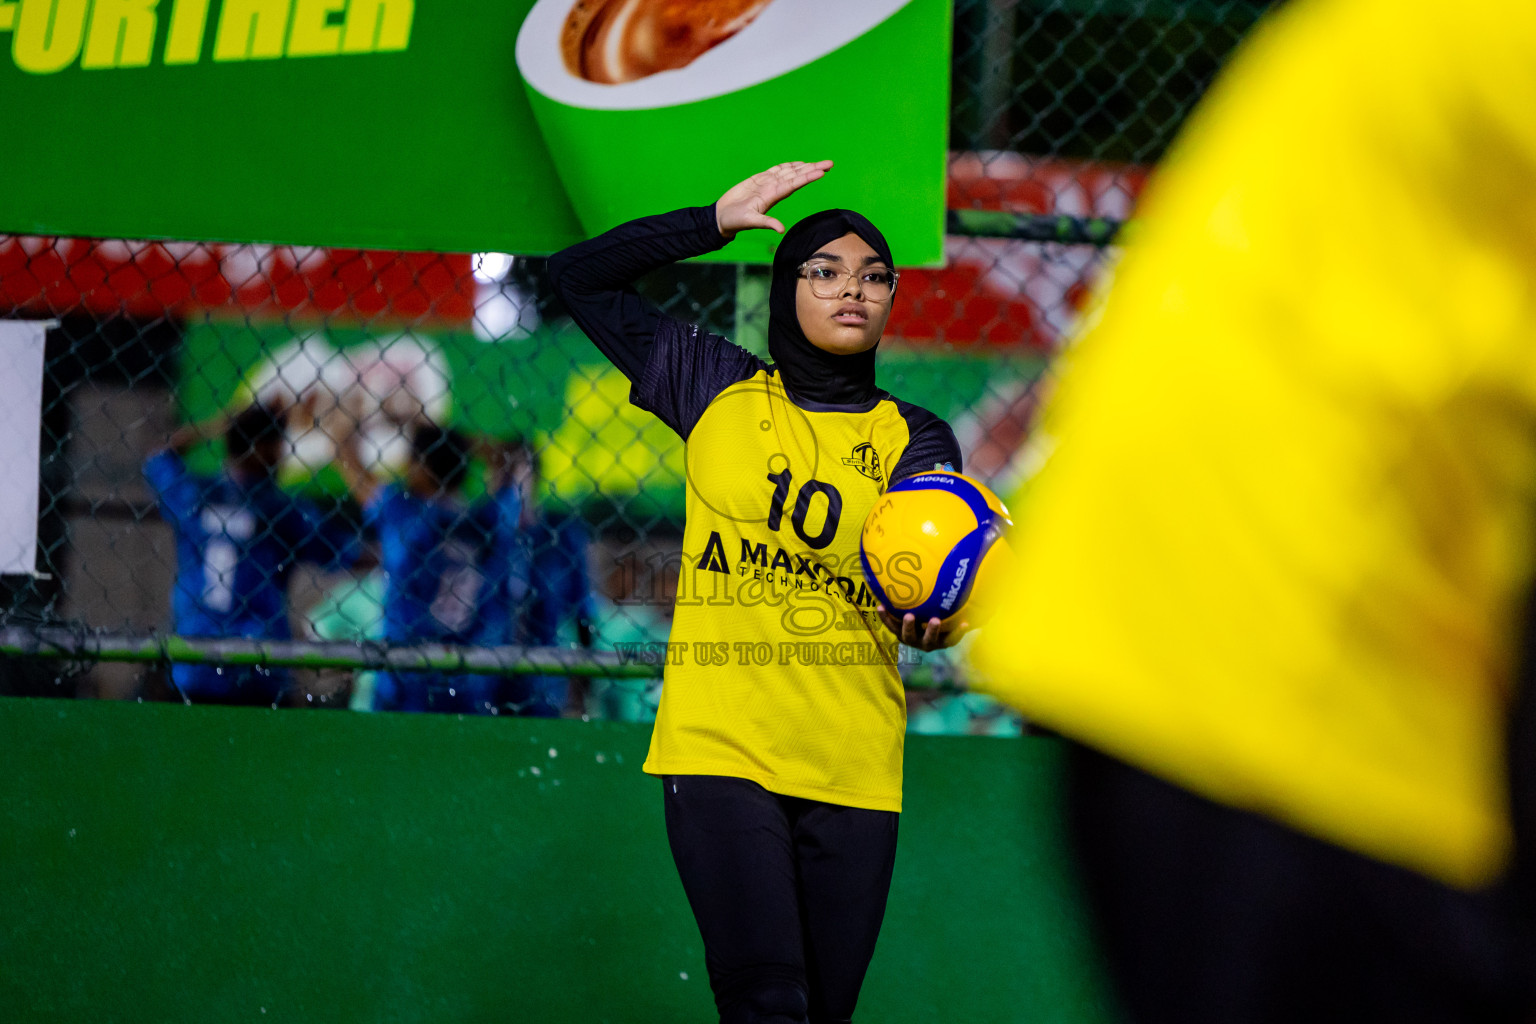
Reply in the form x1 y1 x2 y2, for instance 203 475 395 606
1 0 950 264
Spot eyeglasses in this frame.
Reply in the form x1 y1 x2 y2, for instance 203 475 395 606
797 260 899 301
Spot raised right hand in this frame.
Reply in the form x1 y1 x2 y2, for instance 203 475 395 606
715 160 833 240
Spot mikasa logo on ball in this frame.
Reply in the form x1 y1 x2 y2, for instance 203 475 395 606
940 557 971 611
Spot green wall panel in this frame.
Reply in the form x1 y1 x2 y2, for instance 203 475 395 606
0 698 1112 1022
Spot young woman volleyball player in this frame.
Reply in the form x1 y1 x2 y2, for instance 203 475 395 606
549 161 965 1024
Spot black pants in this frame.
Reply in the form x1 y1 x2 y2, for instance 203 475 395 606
1066 744 1536 1024
662 775 899 1024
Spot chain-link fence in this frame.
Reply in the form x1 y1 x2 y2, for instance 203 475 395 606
0 0 1274 730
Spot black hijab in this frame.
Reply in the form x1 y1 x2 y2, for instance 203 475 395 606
768 209 894 406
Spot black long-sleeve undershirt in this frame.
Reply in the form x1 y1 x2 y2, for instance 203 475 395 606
546 205 727 385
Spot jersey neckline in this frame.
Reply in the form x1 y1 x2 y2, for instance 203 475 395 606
766 368 887 414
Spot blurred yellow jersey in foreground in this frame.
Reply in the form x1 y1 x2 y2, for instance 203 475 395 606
972 0 1536 888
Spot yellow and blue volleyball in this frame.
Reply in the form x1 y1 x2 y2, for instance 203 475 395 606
859 471 1013 628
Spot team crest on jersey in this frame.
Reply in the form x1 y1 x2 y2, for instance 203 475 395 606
843 442 883 483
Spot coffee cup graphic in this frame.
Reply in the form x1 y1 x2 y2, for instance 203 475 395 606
557 0 777 85
516 0 946 266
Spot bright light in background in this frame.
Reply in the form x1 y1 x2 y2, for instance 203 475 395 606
472 252 539 341
472 251 513 284
474 280 540 342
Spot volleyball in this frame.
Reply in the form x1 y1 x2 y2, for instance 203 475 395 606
859 471 1013 629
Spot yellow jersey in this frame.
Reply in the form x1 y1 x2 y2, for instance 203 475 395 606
972 0 1536 888
632 318 960 811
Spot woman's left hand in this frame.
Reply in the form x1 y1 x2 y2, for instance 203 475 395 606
876 605 969 651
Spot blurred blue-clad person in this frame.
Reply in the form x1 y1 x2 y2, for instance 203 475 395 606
500 437 596 717
335 420 522 714
145 401 360 705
